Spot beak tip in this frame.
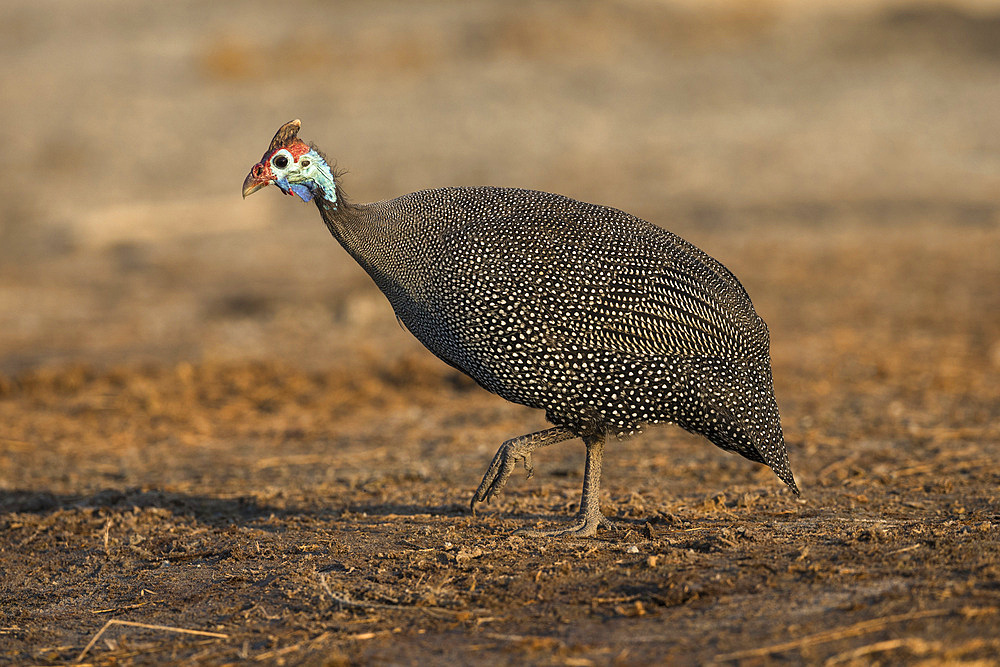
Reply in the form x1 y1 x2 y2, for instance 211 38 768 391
242 172 268 199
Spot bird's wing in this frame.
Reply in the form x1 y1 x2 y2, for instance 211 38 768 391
503 218 770 360
583 256 770 359
422 188 767 364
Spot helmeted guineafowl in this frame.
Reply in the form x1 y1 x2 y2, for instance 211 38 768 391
243 120 798 537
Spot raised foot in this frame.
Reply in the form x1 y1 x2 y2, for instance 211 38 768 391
469 440 534 512
469 428 575 514
515 512 613 538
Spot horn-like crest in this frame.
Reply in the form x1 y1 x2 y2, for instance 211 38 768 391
268 119 302 152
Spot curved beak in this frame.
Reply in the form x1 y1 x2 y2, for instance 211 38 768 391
242 169 269 199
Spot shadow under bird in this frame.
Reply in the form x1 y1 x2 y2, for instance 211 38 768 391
242 120 798 537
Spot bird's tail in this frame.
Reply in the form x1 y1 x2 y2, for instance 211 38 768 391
685 358 799 494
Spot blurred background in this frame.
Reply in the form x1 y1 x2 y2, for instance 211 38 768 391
0 0 998 376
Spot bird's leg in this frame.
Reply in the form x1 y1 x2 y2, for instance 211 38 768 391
470 427 576 512
517 434 611 538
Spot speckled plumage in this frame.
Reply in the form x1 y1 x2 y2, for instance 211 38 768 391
244 121 797 536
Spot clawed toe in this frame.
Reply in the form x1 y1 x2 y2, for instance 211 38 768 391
522 452 534 480
515 512 611 538
470 438 542 511
468 427 580 521
470 452 514 510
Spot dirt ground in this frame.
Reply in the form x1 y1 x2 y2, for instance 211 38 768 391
1 1 999 665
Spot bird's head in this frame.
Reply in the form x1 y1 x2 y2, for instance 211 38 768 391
242 119 338 205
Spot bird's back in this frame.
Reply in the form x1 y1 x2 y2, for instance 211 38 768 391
345 186 793 486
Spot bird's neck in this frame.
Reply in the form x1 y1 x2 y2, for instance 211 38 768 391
314 193 397 290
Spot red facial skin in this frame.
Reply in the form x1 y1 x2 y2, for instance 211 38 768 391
242 139 312 198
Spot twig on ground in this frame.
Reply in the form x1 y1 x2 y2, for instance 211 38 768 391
714 608 956 661
101 516 111 556
317 574 396 610
75 619 228 663
252 454 332 470
91 602 149 614
317 572 471 619
886 543 922 556
317 574 394 609
251 630 382 661
824 637 937 665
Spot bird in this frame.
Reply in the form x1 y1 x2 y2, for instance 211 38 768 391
242 119 798 537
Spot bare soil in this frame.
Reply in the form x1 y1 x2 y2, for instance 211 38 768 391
1 1 999 665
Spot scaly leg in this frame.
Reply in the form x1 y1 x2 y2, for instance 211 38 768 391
470 427 576 512
517 434 611 537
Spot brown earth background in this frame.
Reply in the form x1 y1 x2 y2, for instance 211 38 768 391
1 0 999 665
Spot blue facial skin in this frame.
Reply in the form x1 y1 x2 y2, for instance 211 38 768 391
274 149 338 206
274 177 302 200
289 183 313 201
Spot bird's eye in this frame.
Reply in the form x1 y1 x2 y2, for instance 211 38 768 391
301 159 310 167
273 155 289 169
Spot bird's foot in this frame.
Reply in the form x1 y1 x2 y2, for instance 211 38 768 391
470 439 536 513
515 510 612 538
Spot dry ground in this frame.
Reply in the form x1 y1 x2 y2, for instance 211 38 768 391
1 1 999 665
